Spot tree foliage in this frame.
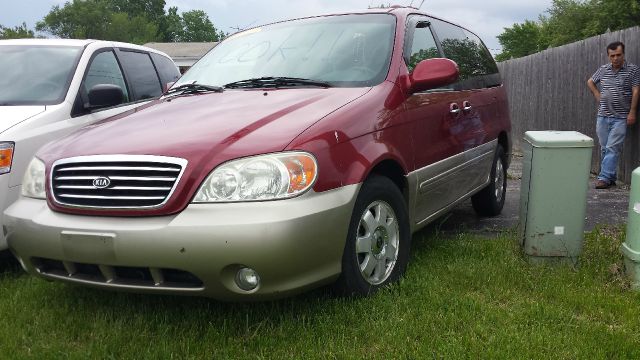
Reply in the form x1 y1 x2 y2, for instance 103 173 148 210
35 0 222 44
36 0 157 42
0 22 35 39
495 21 544 62
441 38 497 80
174 10 220 42
497 0 640 61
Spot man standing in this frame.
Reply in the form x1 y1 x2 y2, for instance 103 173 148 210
587 41 640 189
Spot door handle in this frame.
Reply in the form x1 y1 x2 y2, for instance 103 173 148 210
449 103 461 115
463 101 472 112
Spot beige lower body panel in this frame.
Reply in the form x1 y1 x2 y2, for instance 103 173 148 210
407 140 497 233
5 184 360 301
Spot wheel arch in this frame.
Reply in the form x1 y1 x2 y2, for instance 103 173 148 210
365 158 409 202
497 131 511 168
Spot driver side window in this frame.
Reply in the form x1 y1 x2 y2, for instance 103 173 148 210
406 21 440 73
83 51 129 102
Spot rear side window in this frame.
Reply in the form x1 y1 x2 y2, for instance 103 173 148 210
150 53 180 89
462 30 501 88
83 51 129 102
429 17 501 89
117 50 162 100
462 30 499 76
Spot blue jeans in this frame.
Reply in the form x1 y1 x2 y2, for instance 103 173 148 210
596 116 627 183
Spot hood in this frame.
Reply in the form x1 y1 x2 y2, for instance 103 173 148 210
0 106 47 134
38 88 369 164
39 87 370 216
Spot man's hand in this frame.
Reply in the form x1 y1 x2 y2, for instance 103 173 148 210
628 112 637 125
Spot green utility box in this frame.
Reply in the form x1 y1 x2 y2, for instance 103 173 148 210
519 131 594 264
621 168 640 289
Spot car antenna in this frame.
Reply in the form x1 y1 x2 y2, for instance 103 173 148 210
230 20 257 33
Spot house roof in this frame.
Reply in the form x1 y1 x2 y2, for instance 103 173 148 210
143 42 217 63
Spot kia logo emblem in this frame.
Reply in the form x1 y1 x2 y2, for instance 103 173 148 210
92 177 111 189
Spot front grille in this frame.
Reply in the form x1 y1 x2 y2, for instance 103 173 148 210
32 257 204 289
50 155 187 209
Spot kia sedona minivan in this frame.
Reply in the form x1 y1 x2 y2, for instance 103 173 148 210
0 39 179 255
5 7 511 300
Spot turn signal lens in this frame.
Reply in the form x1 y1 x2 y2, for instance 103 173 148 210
0 142 14 175
283 155 317 193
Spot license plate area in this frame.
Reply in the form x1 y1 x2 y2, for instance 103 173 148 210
60 231 116 263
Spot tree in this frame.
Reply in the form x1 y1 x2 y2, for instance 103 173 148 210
36 0 113 39
179 10 219 42
217 30 228 41
440 38 496 80
159 6 183 42
495 21 544 61
586 0 640 36
36 0 222 44
538 0 597 47
496 0 640 61
109 0 165 23
408 47 439 71
0 22 35 39
105 13 158 44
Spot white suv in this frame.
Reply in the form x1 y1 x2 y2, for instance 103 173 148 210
0 39 179 252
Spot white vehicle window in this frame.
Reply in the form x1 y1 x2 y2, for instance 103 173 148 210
83 51 130 102
0 45 83 105
118 50 162 100
150 53 181 87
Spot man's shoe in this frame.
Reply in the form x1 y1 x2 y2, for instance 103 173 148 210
595 180 610 189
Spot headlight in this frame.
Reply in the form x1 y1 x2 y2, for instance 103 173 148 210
0 142 15 175
22 157 46 199
193 152 318 202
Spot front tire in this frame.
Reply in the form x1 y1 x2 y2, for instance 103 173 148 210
334 175 410 296
471 145 507 216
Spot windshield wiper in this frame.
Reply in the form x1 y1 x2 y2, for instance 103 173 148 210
224 77 331 89
164 83 224 97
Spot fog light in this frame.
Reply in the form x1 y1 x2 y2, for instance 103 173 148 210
235 267 260 291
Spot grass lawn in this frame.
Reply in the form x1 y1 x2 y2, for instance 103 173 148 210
1 225 639 359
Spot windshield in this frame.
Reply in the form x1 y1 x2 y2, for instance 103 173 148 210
177 14 396 88
0 45 83 106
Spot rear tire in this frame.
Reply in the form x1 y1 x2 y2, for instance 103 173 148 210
471 145 507 216
334 175 410 296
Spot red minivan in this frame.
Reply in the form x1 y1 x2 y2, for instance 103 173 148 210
5 7 511 300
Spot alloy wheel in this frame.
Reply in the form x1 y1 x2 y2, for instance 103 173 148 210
355 200 399 285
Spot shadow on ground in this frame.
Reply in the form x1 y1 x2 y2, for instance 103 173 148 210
0 250 20 274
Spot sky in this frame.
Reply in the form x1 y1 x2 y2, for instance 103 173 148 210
0 0 554 54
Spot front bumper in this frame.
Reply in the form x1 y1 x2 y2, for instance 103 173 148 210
5 184 359 300
0 169 21 250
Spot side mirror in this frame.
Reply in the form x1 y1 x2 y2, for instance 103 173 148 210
87 84 124 109
410 58 459 93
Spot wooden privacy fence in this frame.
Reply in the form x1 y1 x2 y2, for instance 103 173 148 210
497 26 640 183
